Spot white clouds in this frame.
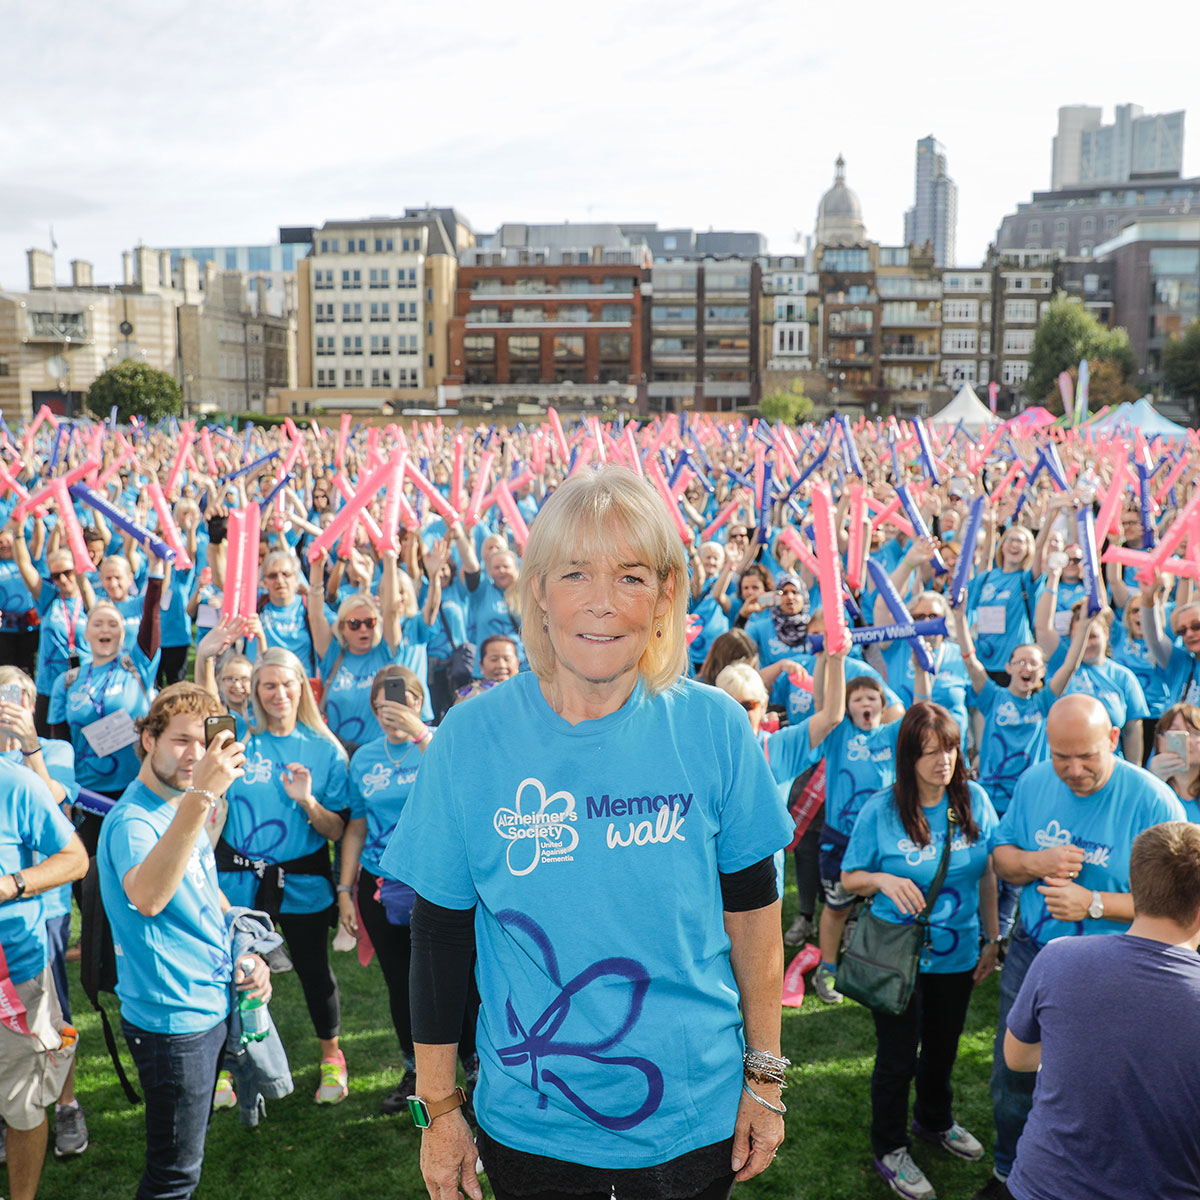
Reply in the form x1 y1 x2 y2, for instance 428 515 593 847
0 0 1195 286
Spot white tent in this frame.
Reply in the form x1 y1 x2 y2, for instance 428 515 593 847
929 384 996 433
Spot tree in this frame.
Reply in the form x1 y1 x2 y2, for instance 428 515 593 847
1027 293 1136 410
759 381 814 425
86 360 182 424
1162 318 1200 403
1051 360 1137 413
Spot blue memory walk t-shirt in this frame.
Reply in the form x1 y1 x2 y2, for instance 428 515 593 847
0 760 74 984
1059 659 1148 744
1006 934 1200 1200
382 672 793 1170
968 567 1038 672
349 735 424 878
220 725 350 914
997 759 1185 946
770 656 901 725
319 632 433 745
843 782 998 973
766 715 900 836
98 779 231 1033
974 681 1056 815
49 647 158 794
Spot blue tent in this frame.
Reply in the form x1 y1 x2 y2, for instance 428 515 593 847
1091 397 1190 439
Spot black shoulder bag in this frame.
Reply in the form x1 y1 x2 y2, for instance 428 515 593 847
836 809 956 1016
439 610 476 690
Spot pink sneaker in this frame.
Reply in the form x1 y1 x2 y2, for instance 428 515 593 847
315 1051 348 1105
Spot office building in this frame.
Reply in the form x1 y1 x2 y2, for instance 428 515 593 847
903 136 957 267
1051 104 1185 189
617 225 768 261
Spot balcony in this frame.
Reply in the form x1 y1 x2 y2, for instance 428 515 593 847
881 343 938 359
468 287 634 301
880 313 939 327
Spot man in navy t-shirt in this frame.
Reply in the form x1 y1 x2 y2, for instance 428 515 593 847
1004 821 1200 1200
971 694 1185 1200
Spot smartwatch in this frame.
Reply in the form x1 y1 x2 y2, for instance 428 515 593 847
10 871 26 900
408 1086 468 1129
1087 890 1104 920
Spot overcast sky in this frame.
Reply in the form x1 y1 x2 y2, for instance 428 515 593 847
2 0 1196 289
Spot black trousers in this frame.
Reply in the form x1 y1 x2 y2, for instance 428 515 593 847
488 1179 734 1200
357 869 477 1063
157 644 190 689
277 909 340 1042
869 968 975 1158
0 629 38 678
792 815 822 919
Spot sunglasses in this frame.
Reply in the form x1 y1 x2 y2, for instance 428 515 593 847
1179 621 1200 636
737 699 760 712
346 617 377 631
51 570 74 581
1065 556 1082 563
265 571 294 581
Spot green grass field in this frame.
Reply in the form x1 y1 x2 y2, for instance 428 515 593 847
28 888 1002 1200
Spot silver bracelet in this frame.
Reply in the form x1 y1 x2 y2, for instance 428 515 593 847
743 1048 791 1087
184 788 220 810
742 1082 786 1116
336 884 353 895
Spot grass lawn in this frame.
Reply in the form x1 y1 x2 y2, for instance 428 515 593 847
29 883 1002 1200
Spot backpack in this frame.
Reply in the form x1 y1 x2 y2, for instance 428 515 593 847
79 857 141 1105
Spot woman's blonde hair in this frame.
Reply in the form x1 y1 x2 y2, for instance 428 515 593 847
995 524 1036 571
0 665 35 705
335 593 383 650
518 466 687 697
249 646 343 751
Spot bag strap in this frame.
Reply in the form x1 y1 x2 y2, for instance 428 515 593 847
438 608 460 651
318 648 345 718
917 810 957 923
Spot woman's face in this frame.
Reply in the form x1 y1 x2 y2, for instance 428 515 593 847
48 556 78 598
263 559 296 605
740 573 765 604
341 604 378 654
99 561 132 602
1073 615 1108 662
1158 714 1200 763
1007 647 1045 696
777 583 804 616
1128 603 1144 639
218 663 252 709
915 731 957 795
256 665 301 726
1062 545 1083 582
312 488 331 511
489 553 518 591
86 609 124 660
909 601 944 647
732 694 765 734
538 547 671 693
1001 530 1028 568
699 546 723 577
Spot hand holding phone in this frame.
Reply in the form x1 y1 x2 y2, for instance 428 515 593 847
204 714 238 748
1162 730 1190 766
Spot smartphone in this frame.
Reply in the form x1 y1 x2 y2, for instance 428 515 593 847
1047 550 1068 571
204 714 238 748
382 676 409 707
763 592 779 607
0 683 22 706
1162 730 1190 764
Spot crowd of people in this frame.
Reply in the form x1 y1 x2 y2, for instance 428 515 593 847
2 405 1200 1200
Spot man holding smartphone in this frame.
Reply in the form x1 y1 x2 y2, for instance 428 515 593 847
98 683 271 1200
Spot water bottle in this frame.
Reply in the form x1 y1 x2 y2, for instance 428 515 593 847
237 957 270 1044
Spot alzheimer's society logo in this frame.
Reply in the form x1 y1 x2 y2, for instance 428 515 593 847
361 763 392 799
494 777 579 876
1034 820 1072 849
242 751 275 786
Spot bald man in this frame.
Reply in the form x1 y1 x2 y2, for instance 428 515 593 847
971 694 1186 1200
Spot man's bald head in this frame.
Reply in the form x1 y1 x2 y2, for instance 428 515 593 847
1047 694 1119 796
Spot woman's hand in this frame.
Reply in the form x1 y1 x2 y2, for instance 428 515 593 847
730 1082 785 1181
877 873 927 916
973 941 1000 986
234 953 272 1003
376 699 426 740
281 764 315 809
419 1110 483 1200
1150 751 1187 780
0 701 39 752
337 890 357 936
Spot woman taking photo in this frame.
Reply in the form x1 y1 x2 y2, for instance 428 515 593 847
218 647 352 1105
842 702 999 1200
383 466 793 1200
338 665 477 1114
1148 703 1200 821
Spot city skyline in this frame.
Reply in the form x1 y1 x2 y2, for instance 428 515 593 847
2 0 1196 288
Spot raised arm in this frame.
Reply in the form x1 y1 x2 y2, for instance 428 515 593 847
1034 563 1063 660
11 519 42 600
307 553 334 660
806 644 848 750
379 549 403 654
951 605 989 694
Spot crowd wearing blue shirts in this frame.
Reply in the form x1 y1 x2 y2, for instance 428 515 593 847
3 409 1200 1200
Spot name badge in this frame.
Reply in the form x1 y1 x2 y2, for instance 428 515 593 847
976 606 1006 635
197 603 221 631
81 709 138 757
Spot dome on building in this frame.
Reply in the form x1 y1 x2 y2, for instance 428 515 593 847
815 155 866 247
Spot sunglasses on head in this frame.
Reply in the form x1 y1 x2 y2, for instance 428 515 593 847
346 617 377 631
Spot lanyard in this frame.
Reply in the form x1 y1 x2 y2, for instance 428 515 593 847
81 660 121 717
60 595 82 656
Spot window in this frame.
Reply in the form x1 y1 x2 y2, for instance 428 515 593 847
557 305 589 323
1004 300 1037 322
316 368 336 387
374 238 394 252
369 268 390 288
601 304 632 322
942 359 976 382
705 305 749 322
371 368 391 387
512 305 545 323
652 305 696 322
1003 329 1035 354
559 277 593 293
942 299 978 322
980 332 991 354
821 248 871 272
1082 217 1094 233
467 307 500 324
464 335 495 362
369 302 390 322
553 335 585 361
705 335 749 354
315 336 335 356
1028 221 1041 236
651 336 696 354
942 329 978 353
507 334 540 361
404 334 419 352
314 269 334 290
1055 219 1068 235
315 303 334 323
371 335 391 355
341 302 362 322
1105 216 1117 233
402 302 418 321
1002 360 1030 385
320 239 338 254
598 334 631 359
341 269 362 289
427 320 433 336
343 335 363 355
663 235 677 250
398 268 417 288
343 368 363 386
0 357 7 376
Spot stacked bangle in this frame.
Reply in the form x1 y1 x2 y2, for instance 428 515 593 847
185 788 220 810
742 1082 787 1115
743 1047 790 1088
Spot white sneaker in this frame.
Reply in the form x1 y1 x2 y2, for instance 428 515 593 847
912 1118 984 1161
813 966 844 1005
783 915 816 946
875 1147 935 1199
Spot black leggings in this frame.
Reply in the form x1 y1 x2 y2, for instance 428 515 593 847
277 908 340 1042
487 1172 735 1200
157 644 190 689
792 814 822 919
357 870 477 1062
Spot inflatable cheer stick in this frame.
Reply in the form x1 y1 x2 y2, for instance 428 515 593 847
810 481 850 655
11 459 101 524
1075 506 1103 617
69 484 175 562
48 480 93 576
807 617 949 653
948 495 985 609
646 461 692 546
845 484 866 591
464 451 496 528
867 495 915 538
868 559 935 673
493 479 530 549
335 412 352 470
895 485 947 575
305 459 393 563
1093 460 1129 544
147 481 192 569
237 504 261 620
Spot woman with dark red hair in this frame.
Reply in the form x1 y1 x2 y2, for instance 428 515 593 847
841 701 1001 1200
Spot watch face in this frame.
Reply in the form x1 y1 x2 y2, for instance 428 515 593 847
407 1096 431 1129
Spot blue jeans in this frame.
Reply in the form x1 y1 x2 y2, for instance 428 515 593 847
988 925 1040 1178
46 912 72 1023
123 1017 229 1200
997 879 1020 941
